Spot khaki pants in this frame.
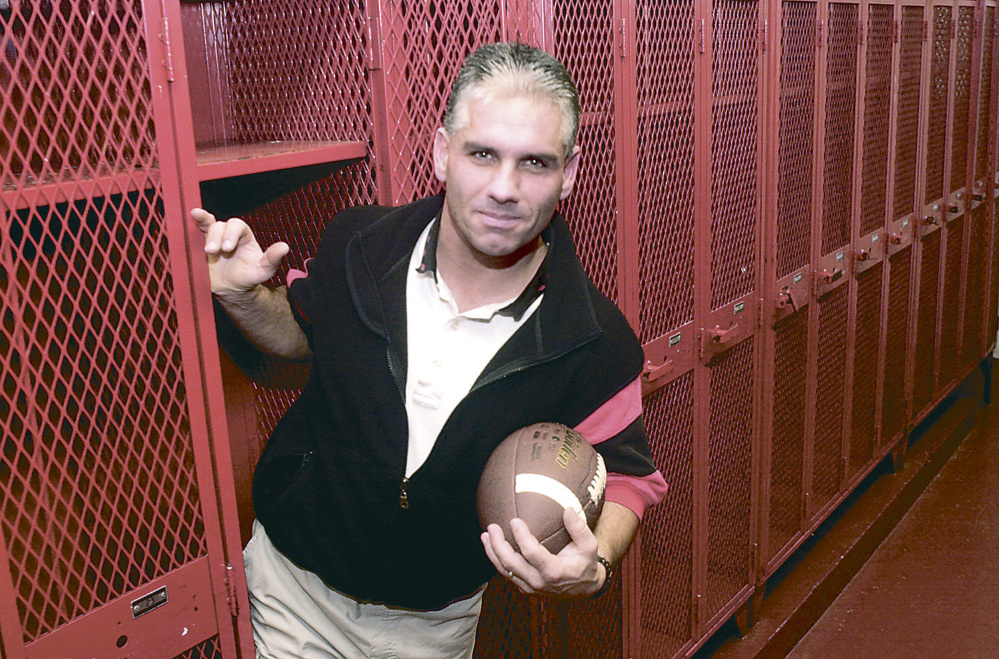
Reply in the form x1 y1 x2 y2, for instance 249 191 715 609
243 521 484 659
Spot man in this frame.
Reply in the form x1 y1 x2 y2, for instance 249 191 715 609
193 42 667 659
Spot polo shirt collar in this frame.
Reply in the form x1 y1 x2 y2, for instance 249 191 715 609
416 216 551 322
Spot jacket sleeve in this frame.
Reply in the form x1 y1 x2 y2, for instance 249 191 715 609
574 376 668 519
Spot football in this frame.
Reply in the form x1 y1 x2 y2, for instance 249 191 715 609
477 422 606 554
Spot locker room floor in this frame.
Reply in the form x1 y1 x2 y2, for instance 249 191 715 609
703 358 999 659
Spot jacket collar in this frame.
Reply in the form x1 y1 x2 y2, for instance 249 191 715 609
345 193 602 383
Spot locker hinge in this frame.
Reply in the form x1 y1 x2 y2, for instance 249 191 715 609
922 19 929 42
817 18 824 49
223 564 239 618
761 19 768 52
366 13 383 71
857 19 865 45
892 19 899 43
700 18 707 54
950 17 957 41
158 5 175 82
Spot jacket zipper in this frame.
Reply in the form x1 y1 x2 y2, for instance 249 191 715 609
399 477 410 509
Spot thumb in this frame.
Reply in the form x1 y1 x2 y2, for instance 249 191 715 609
260 242 291 272
562 507 596 551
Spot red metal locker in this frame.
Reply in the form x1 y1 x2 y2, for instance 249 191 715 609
961 2 996 367
808 0 858 525
935 2 976 396
630 0 699 656
881 2 924 453
173 0 376 550
698 0 764 635
759 0 818 582
0 1 249 657
912 3 952 422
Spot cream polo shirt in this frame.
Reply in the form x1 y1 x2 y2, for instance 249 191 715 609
404 220 545 477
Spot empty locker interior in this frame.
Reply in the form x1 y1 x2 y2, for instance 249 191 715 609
1 0 996 657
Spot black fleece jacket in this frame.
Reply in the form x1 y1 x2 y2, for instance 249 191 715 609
252 194 657 610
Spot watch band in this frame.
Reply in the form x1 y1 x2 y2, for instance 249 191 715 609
593 555 615 597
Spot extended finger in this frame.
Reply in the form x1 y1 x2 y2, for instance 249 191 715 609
218 218 250 252
190 208 216 233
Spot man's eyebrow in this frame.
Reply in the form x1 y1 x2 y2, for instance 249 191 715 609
463 141 560 165
462 141 496 153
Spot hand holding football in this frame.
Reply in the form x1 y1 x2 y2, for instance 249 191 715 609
477 422 606 554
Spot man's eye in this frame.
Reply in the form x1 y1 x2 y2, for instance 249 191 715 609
472 151 493 160
524 157 549 170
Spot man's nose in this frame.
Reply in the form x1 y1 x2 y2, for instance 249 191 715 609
487 162 520 203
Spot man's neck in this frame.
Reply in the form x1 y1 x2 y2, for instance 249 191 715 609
436 236 548 314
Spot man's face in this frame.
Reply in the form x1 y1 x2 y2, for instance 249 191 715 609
433 89 580 267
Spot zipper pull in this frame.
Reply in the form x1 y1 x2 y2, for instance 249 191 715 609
399 477 410 509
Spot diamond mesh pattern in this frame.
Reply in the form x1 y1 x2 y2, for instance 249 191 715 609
937 218 965 391
882 249 913 442
705 339 755 618
859 4 894 237
894 6 924 221
950 7 974 193
636 0 696 341
711 0 759 309
913 231 942 415
553 0 620 302
848 265 883 478
926 7 953 204
0 0 209 645
975 7 996 184
640 373 695 657
777 1 816 279
767 311 808 564
190 0 377 202
822 4 859 254
473 578 538 658
173 635 222 659
2 198 208 642
380 0 503 203
811 285 848 514
1 0 156 196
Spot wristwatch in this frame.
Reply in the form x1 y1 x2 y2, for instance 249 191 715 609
593 555 615 597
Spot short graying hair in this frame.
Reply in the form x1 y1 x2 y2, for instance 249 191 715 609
442 42 581 157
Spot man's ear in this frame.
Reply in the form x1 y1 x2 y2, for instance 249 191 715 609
433 127 450 184
559 145 582 200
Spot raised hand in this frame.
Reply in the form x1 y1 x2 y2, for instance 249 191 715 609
191 208 291 295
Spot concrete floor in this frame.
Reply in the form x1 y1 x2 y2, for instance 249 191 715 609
787 388 999 658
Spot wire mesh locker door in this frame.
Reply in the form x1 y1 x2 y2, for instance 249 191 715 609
934 1 977 396
881 3 925 454
808 0 859 525
844 0 894 487
759 0 819 583
912 3 953 421
0 1 245 657
631 0 699 655
961 1 997 369
694 0 765 637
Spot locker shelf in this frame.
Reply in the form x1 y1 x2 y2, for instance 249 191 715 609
1 169 157 213
195 140 367 219
195 139 367 182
